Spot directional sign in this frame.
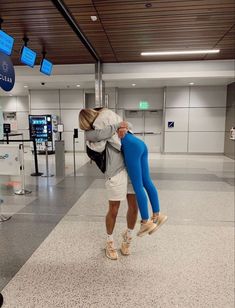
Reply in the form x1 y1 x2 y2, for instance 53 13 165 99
168 121 174 128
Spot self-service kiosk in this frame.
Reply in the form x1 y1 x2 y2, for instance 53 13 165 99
29 115 58 154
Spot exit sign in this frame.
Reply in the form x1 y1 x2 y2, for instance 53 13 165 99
139 101 149 109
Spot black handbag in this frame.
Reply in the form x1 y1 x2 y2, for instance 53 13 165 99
86 145 106 173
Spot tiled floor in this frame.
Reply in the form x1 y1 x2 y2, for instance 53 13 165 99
0 152 234 307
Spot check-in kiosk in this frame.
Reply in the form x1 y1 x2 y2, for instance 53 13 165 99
29 115 58 154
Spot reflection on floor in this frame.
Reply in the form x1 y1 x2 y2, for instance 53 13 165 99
0 153 234 307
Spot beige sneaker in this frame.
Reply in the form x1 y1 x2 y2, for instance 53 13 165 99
137 220 157 237
149 213 168 235
105 241 118 260
120 231 132 256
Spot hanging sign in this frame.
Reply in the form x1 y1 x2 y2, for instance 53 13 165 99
0 29 14 56
0 51 15 91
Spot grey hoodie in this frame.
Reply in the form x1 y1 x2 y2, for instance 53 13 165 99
85 123 125 179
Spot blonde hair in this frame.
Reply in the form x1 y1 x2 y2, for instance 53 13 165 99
79 108 99 130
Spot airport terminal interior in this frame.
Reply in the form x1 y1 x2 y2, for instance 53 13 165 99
0 1 234 307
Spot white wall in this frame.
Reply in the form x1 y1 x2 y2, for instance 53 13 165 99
30 89 84 151
164 86 227 153
118 88 163 110
0 86 227 154
0 96 29 140
224 82 235 160
106 87 117 109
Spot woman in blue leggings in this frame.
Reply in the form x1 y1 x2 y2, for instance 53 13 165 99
79 108 167 237
121 131 167 236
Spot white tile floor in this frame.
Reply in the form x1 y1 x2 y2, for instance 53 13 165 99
1 153 234 307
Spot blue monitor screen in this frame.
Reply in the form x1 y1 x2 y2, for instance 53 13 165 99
40 58 53 76
0 30 14 56
20 46 37 67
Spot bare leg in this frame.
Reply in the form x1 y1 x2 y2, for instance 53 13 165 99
120 194 138 256
106 201 120 235
126 193 138 229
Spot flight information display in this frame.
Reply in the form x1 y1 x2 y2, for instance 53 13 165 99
0 30 14 56
20 46 37 67
29 115 52 142
40 58 53 75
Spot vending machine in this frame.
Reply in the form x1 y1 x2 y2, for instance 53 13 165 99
29 114 59 154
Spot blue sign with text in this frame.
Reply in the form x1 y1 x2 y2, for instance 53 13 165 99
0 30 14 56
0 52 15 92
20 46 36 67
40 59 53 76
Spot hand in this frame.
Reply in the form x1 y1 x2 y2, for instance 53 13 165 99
117 127 127 139
119 121 128 129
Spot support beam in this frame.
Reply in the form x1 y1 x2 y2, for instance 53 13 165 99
51 0 100 62
95 61 105 107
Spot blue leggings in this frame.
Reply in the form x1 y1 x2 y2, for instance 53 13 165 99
121 133 160 220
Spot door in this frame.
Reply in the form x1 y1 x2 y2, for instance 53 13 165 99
144 110 162 152
124 109 162 152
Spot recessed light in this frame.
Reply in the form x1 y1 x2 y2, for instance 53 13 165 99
24 85 28 88
189 82 194 85
76 84 81 87
9 94 13 96
132 83 136 87
141 49 220 56
90 16 97 22
145 3 152 8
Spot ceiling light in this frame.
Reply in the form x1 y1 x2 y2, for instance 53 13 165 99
76 84 81 87
189 82 194 85
24 85 28 88
90 16 97 22
9 94 13 96
132 83 136 87
141 49 220 56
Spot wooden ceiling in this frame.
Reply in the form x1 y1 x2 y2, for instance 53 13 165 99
0 0 235 65
0 0 95 65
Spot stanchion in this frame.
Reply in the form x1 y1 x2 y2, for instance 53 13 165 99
73 135 76 176
73 129 78 176
15 144 32 195
0 199 11 223
6 132 9 144
41 141 54 177
31 138 43 176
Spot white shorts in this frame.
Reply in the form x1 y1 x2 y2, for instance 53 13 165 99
105 169 134 201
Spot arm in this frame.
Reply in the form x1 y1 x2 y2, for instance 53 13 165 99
85 123 120 142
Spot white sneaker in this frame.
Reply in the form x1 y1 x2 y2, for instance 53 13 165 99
105 241 118 260
149 213 168 235
120 231 132 256
137 220 157 237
